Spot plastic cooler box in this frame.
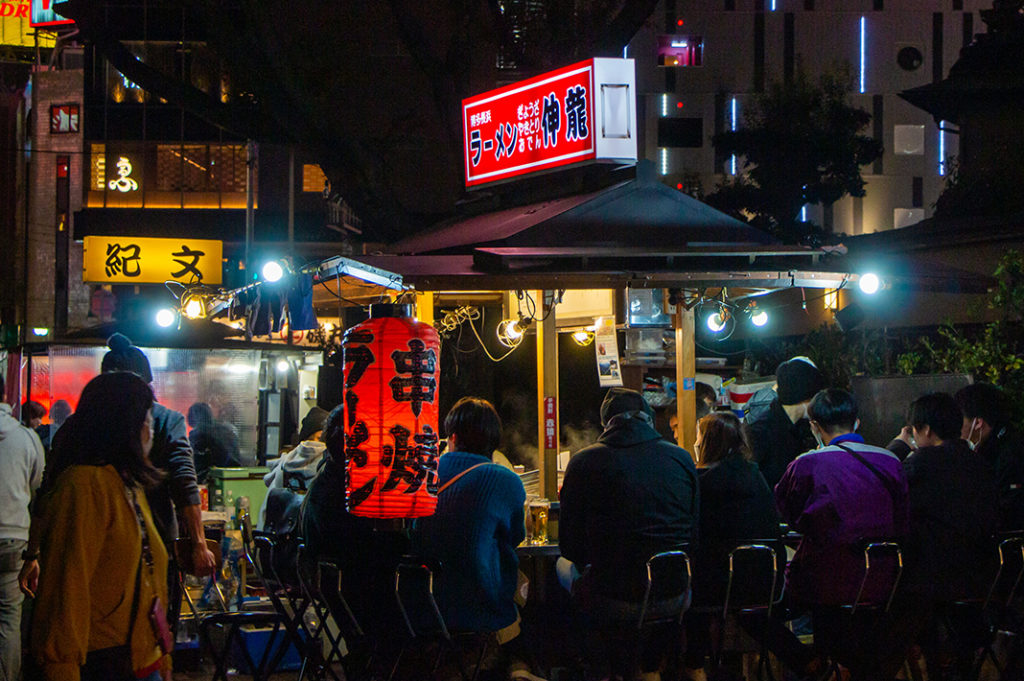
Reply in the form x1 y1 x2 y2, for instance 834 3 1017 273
728 380 775 417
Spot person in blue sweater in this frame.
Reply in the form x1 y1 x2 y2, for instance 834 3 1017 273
414 397 526 633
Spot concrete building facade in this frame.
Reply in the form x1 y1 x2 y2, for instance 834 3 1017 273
627 0 990 235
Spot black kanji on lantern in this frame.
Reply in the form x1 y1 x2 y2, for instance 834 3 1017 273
346 421 370 468
344 334 375 388
345 389 360 428
390 339 437 416
381 424 438 494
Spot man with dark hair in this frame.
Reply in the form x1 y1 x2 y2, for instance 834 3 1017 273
187 401 241 482
892 392 998 601
743 357 826 488
414 397 526 634
955 383 1024 529
0 373 44 681
761 388 908 678
20 401 46 430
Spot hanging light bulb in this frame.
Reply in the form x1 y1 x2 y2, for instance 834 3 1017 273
751 309 769 327
572 330 595 346
497 317 530 348
156 308 177 328
181 292 206 320
858 272 881 295
706 310 727 333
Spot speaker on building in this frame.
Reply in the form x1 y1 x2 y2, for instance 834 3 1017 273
835 303 866 332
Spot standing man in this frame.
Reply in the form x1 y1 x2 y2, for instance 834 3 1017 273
20 334 216 622
0 374 45 681
955 383 1024 530
743 357 825 489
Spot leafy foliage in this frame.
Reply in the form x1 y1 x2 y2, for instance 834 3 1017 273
706 64 883 243
897 250 1024 425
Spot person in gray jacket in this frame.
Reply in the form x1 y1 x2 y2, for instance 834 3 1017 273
0 373 44 681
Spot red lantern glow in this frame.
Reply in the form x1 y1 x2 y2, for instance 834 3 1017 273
342 304 441 519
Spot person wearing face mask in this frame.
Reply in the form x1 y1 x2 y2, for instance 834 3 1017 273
743 357 825 490
885 393 999 679
754 389 908 680
893 393 998 601
955 383 1024 530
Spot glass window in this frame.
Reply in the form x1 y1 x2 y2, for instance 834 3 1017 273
894 125 925 155
302 164 327 193
658 35 704 67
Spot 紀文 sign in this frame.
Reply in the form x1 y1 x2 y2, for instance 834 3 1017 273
83 236 222 285
462 57 637 188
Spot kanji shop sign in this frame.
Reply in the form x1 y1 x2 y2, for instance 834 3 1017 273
83 236 223 285
462 57 637 188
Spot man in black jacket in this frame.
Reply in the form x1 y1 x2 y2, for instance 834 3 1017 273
559 388 698 608
743 357 825 489
956 383 1024 530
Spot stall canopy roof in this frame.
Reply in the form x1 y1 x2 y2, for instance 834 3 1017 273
364 161 848 291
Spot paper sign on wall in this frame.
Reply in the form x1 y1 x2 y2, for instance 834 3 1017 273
594 320 622 387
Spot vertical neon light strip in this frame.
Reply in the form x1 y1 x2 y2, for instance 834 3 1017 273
938 120 946 176
661 93 669 117
801 206 807 221
859 16 866 94
661 148 669 176
730 97 738 175
623 45 628 58
771 0 777 10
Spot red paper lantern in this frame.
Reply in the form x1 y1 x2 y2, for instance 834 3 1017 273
342 304 441 518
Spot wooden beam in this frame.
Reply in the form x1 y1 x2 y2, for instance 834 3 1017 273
415 291 434 326
674 306 697 457
536 290 560 501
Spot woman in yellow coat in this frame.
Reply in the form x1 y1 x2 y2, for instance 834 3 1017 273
31 372 171 681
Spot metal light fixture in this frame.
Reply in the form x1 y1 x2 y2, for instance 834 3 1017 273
572 329 595 346
181 291 206 319
497 317 530 348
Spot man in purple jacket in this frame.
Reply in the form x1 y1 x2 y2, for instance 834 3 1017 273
750 389 909 679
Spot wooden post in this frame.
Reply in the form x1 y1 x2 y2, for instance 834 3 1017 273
675 306 697 455
536 290 560 500
415 291 434 327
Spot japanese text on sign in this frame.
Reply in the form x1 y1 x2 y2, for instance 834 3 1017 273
83 236 223 285
463 60 597 187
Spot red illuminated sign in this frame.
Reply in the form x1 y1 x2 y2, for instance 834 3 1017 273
463 60 598 188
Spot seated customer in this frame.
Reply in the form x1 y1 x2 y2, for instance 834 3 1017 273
300 405 409 635
413 397 526 634
760 389 908 678
186 402 240 482
559 388 698 609
955 383 1024 530
683 412 778 679
897 393 998 601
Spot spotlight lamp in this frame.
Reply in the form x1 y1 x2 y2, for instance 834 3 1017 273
156 308 177 328
261 259 287 283
858 272 881 295
750 308 769 327
706 308 728 333
276 359 290 373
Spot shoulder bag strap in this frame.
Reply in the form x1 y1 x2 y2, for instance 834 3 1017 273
437 462 489 495
123 487 148 648
834 443 902 512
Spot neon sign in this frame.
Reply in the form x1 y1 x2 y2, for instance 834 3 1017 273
108 157 139 192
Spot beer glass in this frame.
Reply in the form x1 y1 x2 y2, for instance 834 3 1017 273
528 498 551 545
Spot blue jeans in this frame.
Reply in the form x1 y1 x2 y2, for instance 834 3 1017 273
0 538 26 681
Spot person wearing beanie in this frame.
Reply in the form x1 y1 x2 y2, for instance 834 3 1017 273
20 333 216 628
743 356 826 489
558 388 698 679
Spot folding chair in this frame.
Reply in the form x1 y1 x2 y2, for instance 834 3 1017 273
390 556 491 681
294 543 352 681
716 542 783 681
966 534 1024 680
815 541 903 681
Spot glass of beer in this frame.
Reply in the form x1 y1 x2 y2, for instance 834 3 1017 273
528 499 551 545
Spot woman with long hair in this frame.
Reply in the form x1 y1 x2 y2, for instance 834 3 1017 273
31 372 171 681
683 412 779 680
